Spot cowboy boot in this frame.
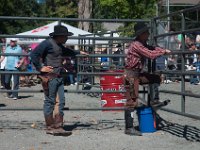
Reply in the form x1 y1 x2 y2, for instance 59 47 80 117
124 109 142 136
52 114 72 136
44 114 55 134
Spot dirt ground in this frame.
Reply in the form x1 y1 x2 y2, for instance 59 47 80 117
0 82 200 150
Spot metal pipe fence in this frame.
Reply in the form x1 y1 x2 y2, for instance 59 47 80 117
0 7 200 121
153 4 200 119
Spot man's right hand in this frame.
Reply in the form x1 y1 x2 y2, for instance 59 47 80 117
40 66 53 73
165 49 171 54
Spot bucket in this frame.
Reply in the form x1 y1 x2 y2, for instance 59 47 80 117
137 107 156 133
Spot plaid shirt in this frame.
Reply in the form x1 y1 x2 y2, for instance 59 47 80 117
125 40 166 70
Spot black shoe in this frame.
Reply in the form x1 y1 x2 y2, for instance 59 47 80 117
125 128 142 136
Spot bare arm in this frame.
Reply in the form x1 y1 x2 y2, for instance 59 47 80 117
0 56 5 63
15 57 25 68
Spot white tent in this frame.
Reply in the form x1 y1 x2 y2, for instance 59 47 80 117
7 21 95 45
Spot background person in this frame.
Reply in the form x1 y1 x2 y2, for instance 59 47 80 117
0 46 6 89
62 57 76 86
112 44 123 67
19 45 31 87
0 38 23 100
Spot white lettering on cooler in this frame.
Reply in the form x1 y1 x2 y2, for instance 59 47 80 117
100 77 105 80
115 99 127 104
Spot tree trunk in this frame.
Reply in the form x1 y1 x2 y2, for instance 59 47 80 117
78 0 92 32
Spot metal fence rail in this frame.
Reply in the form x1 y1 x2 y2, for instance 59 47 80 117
0 6 200 121
152 4 200 119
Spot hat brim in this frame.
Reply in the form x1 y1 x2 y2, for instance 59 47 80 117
10 38 17 42
135 27 150 36
49 31 73 37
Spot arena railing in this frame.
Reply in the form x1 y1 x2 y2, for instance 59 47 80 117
152 4 200 120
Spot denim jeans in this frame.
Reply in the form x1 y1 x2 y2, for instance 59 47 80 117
190 75 199 84
153 83 160 100
0 69 5 88
43 77 65 116
5 71 20 98
68 74 74 84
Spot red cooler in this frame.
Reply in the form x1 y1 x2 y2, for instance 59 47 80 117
100 70 126 110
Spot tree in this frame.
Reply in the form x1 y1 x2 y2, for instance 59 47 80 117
92 0 158 36
93 0 157 19
78 0 93 32
0 0 45 34
45 0 78 18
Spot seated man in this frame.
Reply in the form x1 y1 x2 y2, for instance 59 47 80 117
124 22 171 136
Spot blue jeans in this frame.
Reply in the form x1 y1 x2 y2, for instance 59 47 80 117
190 75 199 84
0 69 5 88
5 71 20 98
68 74 74 84
44 77 65 116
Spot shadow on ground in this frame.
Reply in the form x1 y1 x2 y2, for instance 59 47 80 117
0 104 6 107
0 116 199 142
65 119 123 131
19 95 34 99
0 119 123 131
156 114 200 142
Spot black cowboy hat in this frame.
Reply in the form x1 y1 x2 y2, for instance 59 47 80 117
134 22 150 36
49 25 73 37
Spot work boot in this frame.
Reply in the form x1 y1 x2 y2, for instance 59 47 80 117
125 128 142 136
124 109 142 136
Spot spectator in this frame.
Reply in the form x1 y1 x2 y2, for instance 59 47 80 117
166 55 177 82
196 34 200 48
0 46 6 88
19 45 31 87
112 44 123 66
100 48 109 71
188 43 199 85
168 28 179 50
177 35 193 71
193 54 200 84
63 57 76 86
154 55 167 100
0 38 23 100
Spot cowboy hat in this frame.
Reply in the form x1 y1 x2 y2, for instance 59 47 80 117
49 25 73 37
134 22 150 36
10 38 18 42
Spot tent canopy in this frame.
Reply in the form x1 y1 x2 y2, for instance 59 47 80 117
7 21 95 45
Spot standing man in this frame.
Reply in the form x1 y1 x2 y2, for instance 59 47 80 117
124 22 171 136
0 38 23 100
30 24 87 136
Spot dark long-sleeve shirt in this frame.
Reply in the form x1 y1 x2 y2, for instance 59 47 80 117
125 40 165 70
30 38 79 72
